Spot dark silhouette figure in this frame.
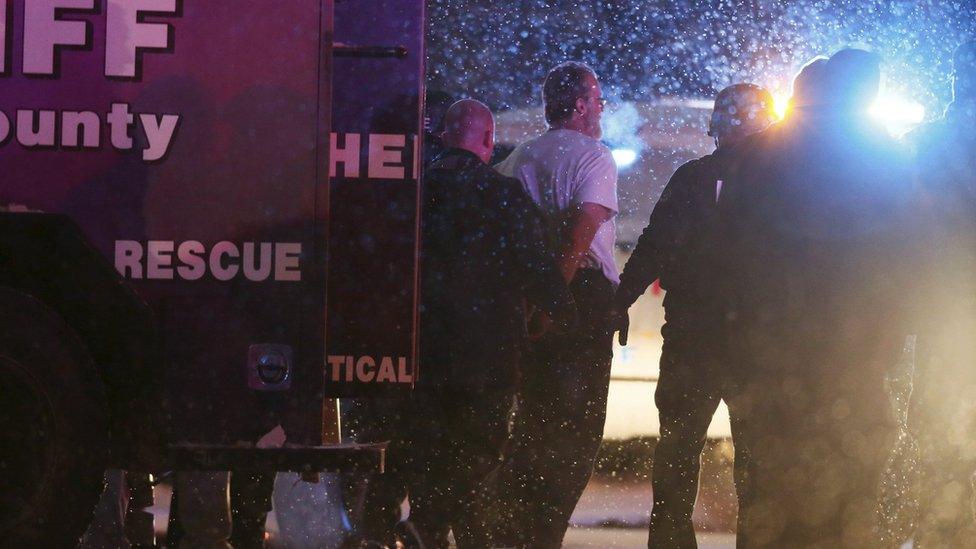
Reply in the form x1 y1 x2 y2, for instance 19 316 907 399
712 49 915 547
367 100 574 548
615 83 777 548
494 61 621 548
906 39 976 547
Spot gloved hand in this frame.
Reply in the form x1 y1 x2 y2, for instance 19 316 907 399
611 305 630 346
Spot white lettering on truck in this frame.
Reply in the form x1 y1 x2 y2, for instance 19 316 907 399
105 0 178 79
0 104 180 160
23 0 94 76
329 133 418 180
11 0 177 78
367 134 405 179
326 355 413 384
2 0 181 161
115 240 303 282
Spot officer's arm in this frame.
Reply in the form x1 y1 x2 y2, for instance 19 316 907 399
560 202 613 284
616 164 694 309
503 184 576 323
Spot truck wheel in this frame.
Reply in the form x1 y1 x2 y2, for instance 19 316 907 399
0 287 109 547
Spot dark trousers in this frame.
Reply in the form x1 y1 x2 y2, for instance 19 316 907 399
649 331 746 549
402 390 512 548
230 473 275 549
731 355 895 548
347 398 409 545
361 389 511 549
167 472 273 549
498 270 614 548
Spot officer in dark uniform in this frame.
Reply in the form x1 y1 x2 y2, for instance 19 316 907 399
346 89 458 547
613 83 777 549
381 99 575 548
907 40 976 547
713 49 914 547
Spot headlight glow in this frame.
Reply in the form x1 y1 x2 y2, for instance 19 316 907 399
869 94 926 137
612 148 638 168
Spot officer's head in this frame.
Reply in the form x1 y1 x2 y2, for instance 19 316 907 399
543 61 604 139
441 99 495 163
822 48 882 114
952 40 976 103
708 83 777 149
789 57 830 112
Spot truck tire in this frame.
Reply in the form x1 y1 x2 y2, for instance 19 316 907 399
0 287 109 547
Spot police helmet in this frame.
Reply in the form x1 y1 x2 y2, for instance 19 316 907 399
708 83 777 138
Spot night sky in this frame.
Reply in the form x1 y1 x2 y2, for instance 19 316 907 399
427 0 976 119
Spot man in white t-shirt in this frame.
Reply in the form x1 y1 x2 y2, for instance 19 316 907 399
494 60 620 548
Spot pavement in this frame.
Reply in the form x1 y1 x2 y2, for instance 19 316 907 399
564 528 734 548
146 473 740 548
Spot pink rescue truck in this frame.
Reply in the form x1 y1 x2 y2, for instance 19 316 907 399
0 0 425 544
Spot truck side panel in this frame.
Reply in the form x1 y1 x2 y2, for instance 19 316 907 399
325 0 425 397
0 0 420 445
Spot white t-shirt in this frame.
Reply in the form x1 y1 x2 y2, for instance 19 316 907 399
496 129 619 284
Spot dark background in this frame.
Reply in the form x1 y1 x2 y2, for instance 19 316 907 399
427 0 976 118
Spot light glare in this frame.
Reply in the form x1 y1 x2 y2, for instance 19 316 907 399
869 94 926 137
773 92 790 120
612 148 638 168
775 89 924 136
